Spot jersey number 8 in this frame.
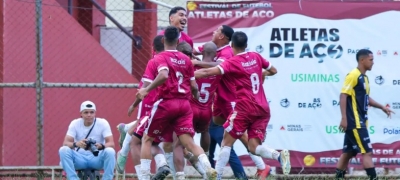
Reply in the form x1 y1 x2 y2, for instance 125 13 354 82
250 73 260 94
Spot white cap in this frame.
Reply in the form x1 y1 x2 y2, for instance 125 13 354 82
80 101 96 112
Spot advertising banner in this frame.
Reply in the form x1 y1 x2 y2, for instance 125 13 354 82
188 1 400 168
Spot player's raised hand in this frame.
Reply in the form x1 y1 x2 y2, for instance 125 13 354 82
382 107 395 118
339 118 347 133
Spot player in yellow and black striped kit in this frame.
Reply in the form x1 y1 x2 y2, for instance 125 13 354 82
335 49 394 180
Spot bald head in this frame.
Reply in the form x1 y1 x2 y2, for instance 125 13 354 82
202 42 217 60
177 42 192 58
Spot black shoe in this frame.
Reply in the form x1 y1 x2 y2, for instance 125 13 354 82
151 165 171 180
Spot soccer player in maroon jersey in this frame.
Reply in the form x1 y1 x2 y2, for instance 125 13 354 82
136 26 217 180
153 6 194 57
194 31 292 178
193 25 272 178
173 41 221 179
116 35 170 178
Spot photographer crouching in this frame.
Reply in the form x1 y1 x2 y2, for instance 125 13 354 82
59 101 116 180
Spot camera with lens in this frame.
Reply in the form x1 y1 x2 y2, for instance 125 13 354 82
85 138 99 156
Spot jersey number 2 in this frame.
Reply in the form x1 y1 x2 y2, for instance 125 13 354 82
176 71 185 93
250 73 260 94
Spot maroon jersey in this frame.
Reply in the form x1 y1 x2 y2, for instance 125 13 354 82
190 66 221 108
218 52 272 116
195 45 235 105
153 50 195 100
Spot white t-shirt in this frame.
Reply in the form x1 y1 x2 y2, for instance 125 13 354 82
66 117 112 154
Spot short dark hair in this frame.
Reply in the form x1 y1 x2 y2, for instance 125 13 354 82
169 6 186 17
153 35 164 52
177 42 192 58
221 25 234 41
231 31 247 50
356 49 373 62
164 26 180 45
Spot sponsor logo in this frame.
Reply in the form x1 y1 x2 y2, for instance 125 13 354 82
298 98 322 109
280 124 311 132
375 76 384 85
241 59 257 67
332 100 340 106
347 47 369 54
393 80 400 85
377 50 387 56
383 127 400 135
187 2 274 19
325 125 375 134
303 155 316 166
267 124 273 132
280 98 290 108
269 28 343 63
291 74 340 83
255 45 264 53
386 102 400 109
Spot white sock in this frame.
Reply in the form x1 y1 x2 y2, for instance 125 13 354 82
120 135 132 156
124 121 137 132
176 172 185 180
135 165 142 179
198 153 212 170
165 152 176 179
255 145 280 160
186 154 207 177
193 160 207 177
249 152 266 170
154 154 168 170
140 159 152 180
215 146 231 176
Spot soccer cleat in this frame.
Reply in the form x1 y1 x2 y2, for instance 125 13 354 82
206 167 218 180
116 123 126 148
279 149 291 175
151 165 171 180
116 151 127 174
255 165 271 180
175 172 185 180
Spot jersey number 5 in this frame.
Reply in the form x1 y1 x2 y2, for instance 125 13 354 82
176 71 185 93
250 73 260 94
198 83 211 103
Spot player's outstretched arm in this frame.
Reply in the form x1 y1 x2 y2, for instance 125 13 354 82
194 67 222 79
192 60 222 68
369 97 395 118
128 81 151 117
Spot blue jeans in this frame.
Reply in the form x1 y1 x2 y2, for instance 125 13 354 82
59 146 116 180
209 122 247 179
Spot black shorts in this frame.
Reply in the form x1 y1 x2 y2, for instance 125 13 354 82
343 128 372 156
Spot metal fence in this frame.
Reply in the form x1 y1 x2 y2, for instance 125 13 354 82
1 0 400 179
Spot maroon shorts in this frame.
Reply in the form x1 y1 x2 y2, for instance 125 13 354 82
145 99 195 139
137 101 152 120
192 105 212 133
133 116 173 143
223 110 270 141
212 101 236 120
